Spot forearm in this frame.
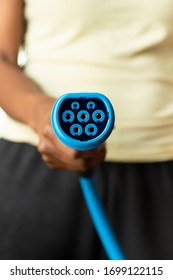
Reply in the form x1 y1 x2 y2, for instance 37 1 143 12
0 57 55 133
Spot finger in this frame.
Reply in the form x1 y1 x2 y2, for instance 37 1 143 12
43 125 60 144
41 154 60 169
38 137 54 155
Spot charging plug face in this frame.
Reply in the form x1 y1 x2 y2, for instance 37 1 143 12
51 92 115 150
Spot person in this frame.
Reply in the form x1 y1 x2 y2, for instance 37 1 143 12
0 0 173 260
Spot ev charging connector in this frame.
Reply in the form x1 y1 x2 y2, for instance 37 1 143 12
51 92 125 260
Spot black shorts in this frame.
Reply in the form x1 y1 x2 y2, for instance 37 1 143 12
0 139 173 260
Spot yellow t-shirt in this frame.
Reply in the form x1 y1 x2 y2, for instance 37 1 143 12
1 0 173 162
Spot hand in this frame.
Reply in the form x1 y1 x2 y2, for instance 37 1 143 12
35 97 106 173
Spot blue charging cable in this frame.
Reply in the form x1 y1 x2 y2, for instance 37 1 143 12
51 92 125 260
80 176 124 260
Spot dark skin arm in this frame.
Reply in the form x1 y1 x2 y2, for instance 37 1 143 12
0 0 106 172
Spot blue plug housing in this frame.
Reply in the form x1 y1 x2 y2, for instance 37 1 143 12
51 92 115 150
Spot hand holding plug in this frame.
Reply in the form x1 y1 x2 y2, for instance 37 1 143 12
36 94 107 172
